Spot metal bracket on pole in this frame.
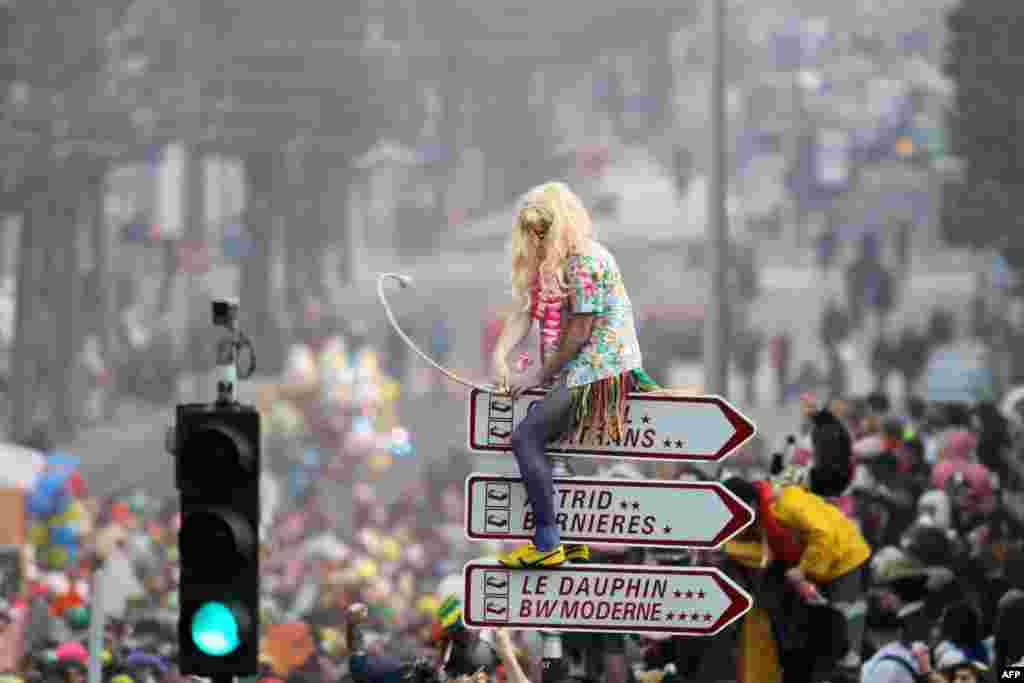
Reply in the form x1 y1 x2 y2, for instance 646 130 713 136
549 455 574 478
215 332 239 405
540 629 568 683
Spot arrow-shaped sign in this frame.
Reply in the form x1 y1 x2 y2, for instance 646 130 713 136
464 474 753 549
463 560 752 636
468 390 756 463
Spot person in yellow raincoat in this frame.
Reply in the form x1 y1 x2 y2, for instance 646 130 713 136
723 474 871 682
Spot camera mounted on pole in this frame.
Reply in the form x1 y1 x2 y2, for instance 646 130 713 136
212 299 255 405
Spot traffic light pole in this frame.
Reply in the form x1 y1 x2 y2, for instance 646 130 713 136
87 559 105 683
174 300 260 675
216 330 240 405
214 299 254 406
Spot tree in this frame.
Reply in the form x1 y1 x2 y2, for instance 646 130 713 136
942 1 1024 250
946 2 1024 186
3 0 147 442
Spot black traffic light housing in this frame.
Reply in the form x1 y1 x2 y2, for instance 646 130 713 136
174 402 260 676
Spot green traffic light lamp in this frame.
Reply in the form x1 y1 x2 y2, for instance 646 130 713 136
191 601 251 657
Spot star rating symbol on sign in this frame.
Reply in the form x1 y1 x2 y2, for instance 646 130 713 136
663 525 672 533
632 502 640 510
675 440 684 448
642 415 651 424
674 590 682 598
663 438 672 448
619 501 628 510
653 606 717 625
686 591 694 599
698 590 705 599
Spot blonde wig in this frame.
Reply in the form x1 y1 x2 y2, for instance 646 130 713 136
509 181 594 312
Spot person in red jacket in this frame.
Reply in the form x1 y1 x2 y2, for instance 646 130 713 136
751 479 805 567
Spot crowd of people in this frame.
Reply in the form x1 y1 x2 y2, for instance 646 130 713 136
1 284 1024 680
719 393 1024 683
1 330 1022 683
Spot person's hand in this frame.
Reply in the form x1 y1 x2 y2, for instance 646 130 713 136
910 642 932 673
347 603 369 623
785 568 826 604
794 579 826 604
508 367 546 399
493 627 515 653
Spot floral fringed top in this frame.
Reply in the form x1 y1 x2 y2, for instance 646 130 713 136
530 240 660 445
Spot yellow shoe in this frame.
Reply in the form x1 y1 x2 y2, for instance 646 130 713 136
565 544 590 562
496 542 566 568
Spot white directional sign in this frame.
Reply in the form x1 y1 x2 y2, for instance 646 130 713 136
467 389 756 462
464 474 754 549
462 560 753 636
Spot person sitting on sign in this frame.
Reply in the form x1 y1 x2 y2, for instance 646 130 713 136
722 474 871 680
490 181 659 568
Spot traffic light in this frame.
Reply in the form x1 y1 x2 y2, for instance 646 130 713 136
174 402 260 675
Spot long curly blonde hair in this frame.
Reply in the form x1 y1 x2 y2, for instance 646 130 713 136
510 181 593 312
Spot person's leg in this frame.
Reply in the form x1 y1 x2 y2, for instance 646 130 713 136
508 381 575 552
822 565 867 672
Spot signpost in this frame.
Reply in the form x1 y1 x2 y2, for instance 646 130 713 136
463 560 752 636
465 474 754 549
467 389 755 463
461 387 758 645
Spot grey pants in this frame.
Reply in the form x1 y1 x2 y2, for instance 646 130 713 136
823 564 867 664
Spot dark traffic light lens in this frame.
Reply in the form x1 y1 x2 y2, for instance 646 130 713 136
179 508 255 580
181 423 255 486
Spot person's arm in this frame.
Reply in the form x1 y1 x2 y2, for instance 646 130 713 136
537 314 594 386
493 629 531 683
773 488 837 584
346 603 370 673
492 310 533 378
509 313 594 398
531 252 602 386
